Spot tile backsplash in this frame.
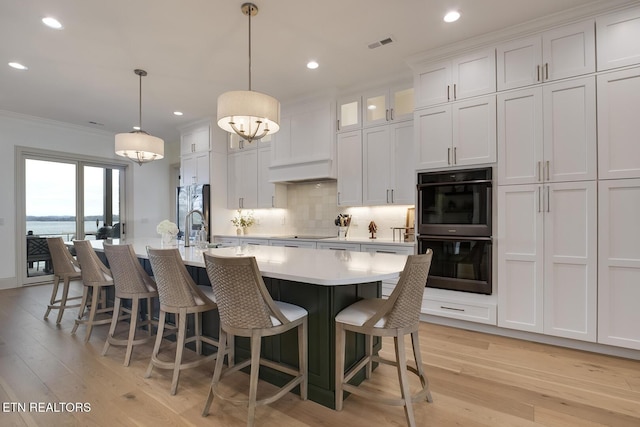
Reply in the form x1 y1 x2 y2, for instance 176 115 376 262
232 181 414 240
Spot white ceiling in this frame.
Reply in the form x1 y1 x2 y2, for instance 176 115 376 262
0 0 632 143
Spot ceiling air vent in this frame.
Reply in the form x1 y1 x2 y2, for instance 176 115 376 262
368 36 396 49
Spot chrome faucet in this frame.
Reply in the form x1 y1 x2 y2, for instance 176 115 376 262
184 209 207 247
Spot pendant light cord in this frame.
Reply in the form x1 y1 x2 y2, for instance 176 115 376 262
138 72 143 130
248 5 252 91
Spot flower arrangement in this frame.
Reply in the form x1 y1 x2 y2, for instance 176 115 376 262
231 209 255 228
157 220 179 236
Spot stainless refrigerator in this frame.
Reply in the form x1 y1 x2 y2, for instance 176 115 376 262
177 184 211 241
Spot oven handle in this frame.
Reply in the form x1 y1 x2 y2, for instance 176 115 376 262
418 235 492 242
417 179 492 188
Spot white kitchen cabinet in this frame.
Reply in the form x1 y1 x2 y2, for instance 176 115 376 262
497 182 597 341
180 123 211 185
497 77 596 185
336 94 361 132
269 100 335 182
180 125 211 155
227 149 257 209
598 178 640 350
316 242 361 252
362 83 414 127
227 132 270 153
268 239 317 249
257 146 286 209
415 95 496 170
496 20 595 91
336 130 362 207
238 238 268 246
181 152 210 185
414 48 495 108
597 67 640 180
363 121 414 205
213 236 240 247
361 243 415 299
597 6 640 71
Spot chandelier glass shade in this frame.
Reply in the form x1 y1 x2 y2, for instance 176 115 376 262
217 3 280 144
115 69 164 165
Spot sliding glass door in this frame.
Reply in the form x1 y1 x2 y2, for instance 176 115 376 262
20 150 127 285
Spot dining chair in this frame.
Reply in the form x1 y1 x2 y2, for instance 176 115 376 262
146 248 226 395
102 243 159 366
71 240 115 342
335 251 433 427
44 237 83 324
202 253 308 427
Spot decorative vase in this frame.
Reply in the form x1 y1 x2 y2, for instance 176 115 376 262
161 233 177 247
236 228 243 236
242 226 248 235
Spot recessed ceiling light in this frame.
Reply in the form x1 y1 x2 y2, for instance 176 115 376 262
42 17 63 29
307 61 319 70
444 11 460 23
8 62 28 70
173 111 183 116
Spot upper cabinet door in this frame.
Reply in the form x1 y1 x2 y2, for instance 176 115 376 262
414 105 452 170
415 60 450 107
597 6 640 71
542 20 595 82
362 84 414 128
451 48 497 100
543 77 597 182
181 125 211 155
597 67 640 180
497 35 542 91
497 20 594 91
336 95 361 132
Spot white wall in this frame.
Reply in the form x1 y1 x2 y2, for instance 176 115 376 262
0 110 177 288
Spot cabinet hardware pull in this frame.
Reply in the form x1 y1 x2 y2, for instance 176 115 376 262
453 147 457 164
376 250 395 254
329 248 346 251
386 189 389 203
538 186 542 213
337 191 341 205
271 195 274 208
447 85 450 101
545 63 549 81
447 148 451 165
390 108 394 120
440 305 465 312
336 119 340 131
453 83 457 100
545 160 550 181
391 189 394 203
537 161 541 182
385 109 390 121
537 65 541 82
546 186 550 213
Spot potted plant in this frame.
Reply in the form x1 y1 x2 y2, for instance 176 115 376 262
231 209 255 235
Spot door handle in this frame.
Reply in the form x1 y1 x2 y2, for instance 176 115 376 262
391 189 394 203
453 83 457 100
545 160 550 181
385 109 390 121
390 108 394 120
386 189 389 203
453 147 457 164
447 85 450 101
538 186 542 213
537 65 541 82
447 148 451 165
545 63 549 81
546 186 550 213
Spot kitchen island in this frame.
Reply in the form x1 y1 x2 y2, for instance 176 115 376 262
88 239 409 409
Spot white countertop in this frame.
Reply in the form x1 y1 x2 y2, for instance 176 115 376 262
214 234 416 247
88 238 408 286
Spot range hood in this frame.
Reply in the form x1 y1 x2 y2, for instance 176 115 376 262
269 157 336 183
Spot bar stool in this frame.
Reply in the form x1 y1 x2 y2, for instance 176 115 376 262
146 248 225 395
44 237 83 324
335 251 434 427
202 253 308 427
71 240 115 342
102 243 159 366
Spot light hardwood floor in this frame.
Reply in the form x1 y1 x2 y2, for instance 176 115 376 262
1 282 639 426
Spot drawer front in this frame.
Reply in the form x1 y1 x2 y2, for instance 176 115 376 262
422 297 497 325
316 242 361 252
268 240 317 249
360 244 415 255
214 237 239 247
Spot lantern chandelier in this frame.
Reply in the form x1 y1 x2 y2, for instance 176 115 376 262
115 69 164 165
217 2 280 143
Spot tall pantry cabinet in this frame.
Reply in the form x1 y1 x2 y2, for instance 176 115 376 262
496 20 598 342
595 9 640 349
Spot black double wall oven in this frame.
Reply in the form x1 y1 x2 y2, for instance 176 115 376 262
417 167 493 294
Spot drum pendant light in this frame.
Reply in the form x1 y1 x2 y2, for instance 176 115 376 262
217 3 280 144
115 69 164 165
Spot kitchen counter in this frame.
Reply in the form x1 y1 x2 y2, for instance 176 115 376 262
86 238 408 286
85 237 408 409
213 233 416 247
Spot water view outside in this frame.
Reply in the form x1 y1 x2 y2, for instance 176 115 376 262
26 220 111 241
